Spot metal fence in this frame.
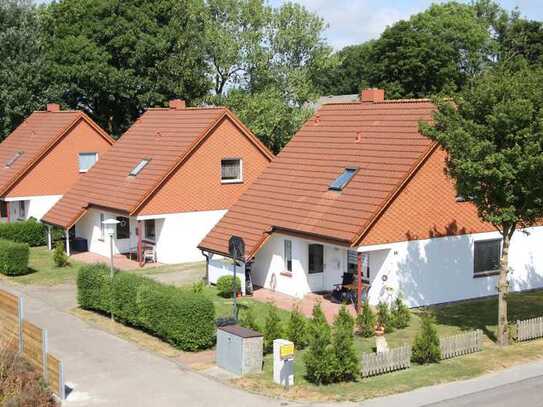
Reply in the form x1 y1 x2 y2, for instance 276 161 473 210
0 289 65 400
517 317 543 342
440 329 483 360
361 345 411 377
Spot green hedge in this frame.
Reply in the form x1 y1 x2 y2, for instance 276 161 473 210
0 219 46 246
216 275 241 298
77 265 216 351
0 239 30 276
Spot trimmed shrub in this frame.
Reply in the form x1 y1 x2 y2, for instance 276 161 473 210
239 305 261 332
0 219 46 247
412 316 441 364
53 242 68 267
377 301 394 333
356 302 376 337
76 266 215 351
391 296 411 329
263 303 283 353
216 275 241 298
304 303 336 385
192 281 204 294
286 303 308 349
0 239 29 276
332 306 359 382
77 264 112 313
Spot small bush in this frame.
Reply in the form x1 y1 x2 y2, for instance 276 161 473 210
216 275 241 298
356 302 376 337
391 296 411 329
286 303 308 349
412 316 441 364
0 239 29 276
377 301 394 333
332 306 359 382
53 242 68 267
239 305 261 332
76 266 215 351
304 303 336 385
263 303 283 353
77 264 113 313
192 281 204 294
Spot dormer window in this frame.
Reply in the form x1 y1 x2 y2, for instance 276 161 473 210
329 167 358 191
79 152 98 173
5 151 23 168
129 159 150 176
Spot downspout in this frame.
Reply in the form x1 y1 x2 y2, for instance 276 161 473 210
137 221 144 267
357 252 362 313
201 250 210 285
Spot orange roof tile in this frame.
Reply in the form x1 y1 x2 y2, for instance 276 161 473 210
0 110 112 197
199 99 436 259
42 106 273 229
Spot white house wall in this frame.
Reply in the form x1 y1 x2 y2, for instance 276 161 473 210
361 227 543 308
4 195 62 221
76 208 226 264
140 210 226 264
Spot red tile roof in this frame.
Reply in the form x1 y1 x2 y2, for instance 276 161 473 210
42 106 273 229
0 110 112 197
199 99 436 259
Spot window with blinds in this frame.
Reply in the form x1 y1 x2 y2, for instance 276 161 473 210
284 239 292 272
221 158 242 182
473 239 501 276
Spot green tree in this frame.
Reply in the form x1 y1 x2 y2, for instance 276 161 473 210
412 316 441 364
376 301 394 333
42 0 210 137
239 305 260 332
421 62 543 345
391 296 411 329
366 2 495 98
315 42 374 96
0 0 51 139
332 306 359 382
500 19 543 65
286 303 307 349
356 302 376 337
263 303 282 353
304 303 335 384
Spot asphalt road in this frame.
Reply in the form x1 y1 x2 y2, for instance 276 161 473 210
426 375 543 407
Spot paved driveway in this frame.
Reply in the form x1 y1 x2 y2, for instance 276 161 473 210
0 282 293 407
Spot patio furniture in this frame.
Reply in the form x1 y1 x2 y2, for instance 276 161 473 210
332 273 355 304
143 245 157 263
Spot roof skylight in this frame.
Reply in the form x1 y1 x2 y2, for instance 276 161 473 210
129 159 150 176
329 167 358 191
5 151 23 168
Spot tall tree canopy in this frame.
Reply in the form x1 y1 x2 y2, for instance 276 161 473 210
42 0 211 136
204 0 331 152
0 0 50 140
421 62 543 345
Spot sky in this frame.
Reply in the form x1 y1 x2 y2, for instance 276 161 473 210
268 0 543 49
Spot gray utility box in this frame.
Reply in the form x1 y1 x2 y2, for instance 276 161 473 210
216 325 263 376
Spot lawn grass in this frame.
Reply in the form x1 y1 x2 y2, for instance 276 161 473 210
233 290 543 402
0 246 82 285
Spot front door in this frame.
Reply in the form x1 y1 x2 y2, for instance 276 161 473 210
307 244 324 292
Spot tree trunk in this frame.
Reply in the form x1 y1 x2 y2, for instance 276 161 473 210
497 228 512 346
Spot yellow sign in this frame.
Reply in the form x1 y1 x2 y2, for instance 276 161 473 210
280 343 295 360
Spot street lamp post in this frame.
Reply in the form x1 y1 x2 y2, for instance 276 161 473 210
102 218 120 321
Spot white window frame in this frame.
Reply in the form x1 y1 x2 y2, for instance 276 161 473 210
473 238 502 278
78 152 98 173
284 239 292 272
99 213 105 241
144 219 156 242
221 158 243 184
18 201 26 219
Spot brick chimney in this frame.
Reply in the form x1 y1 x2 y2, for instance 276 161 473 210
46 103 60 112
169 99 186 109
360 88 385 103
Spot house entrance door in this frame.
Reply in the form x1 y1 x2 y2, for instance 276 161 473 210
307 244 324 292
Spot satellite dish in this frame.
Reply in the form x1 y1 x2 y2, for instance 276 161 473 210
229 236 245 261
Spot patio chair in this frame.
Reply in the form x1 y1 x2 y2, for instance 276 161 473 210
143 246 157 264
332 273 355 304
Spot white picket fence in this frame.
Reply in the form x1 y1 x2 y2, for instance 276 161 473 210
517 317 543 342
361 345 411 377
440 329 483 360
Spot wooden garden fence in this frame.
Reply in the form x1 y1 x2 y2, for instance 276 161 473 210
361 345 411 377
517 317 543 342
0 289 65 400
440 329 483 360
